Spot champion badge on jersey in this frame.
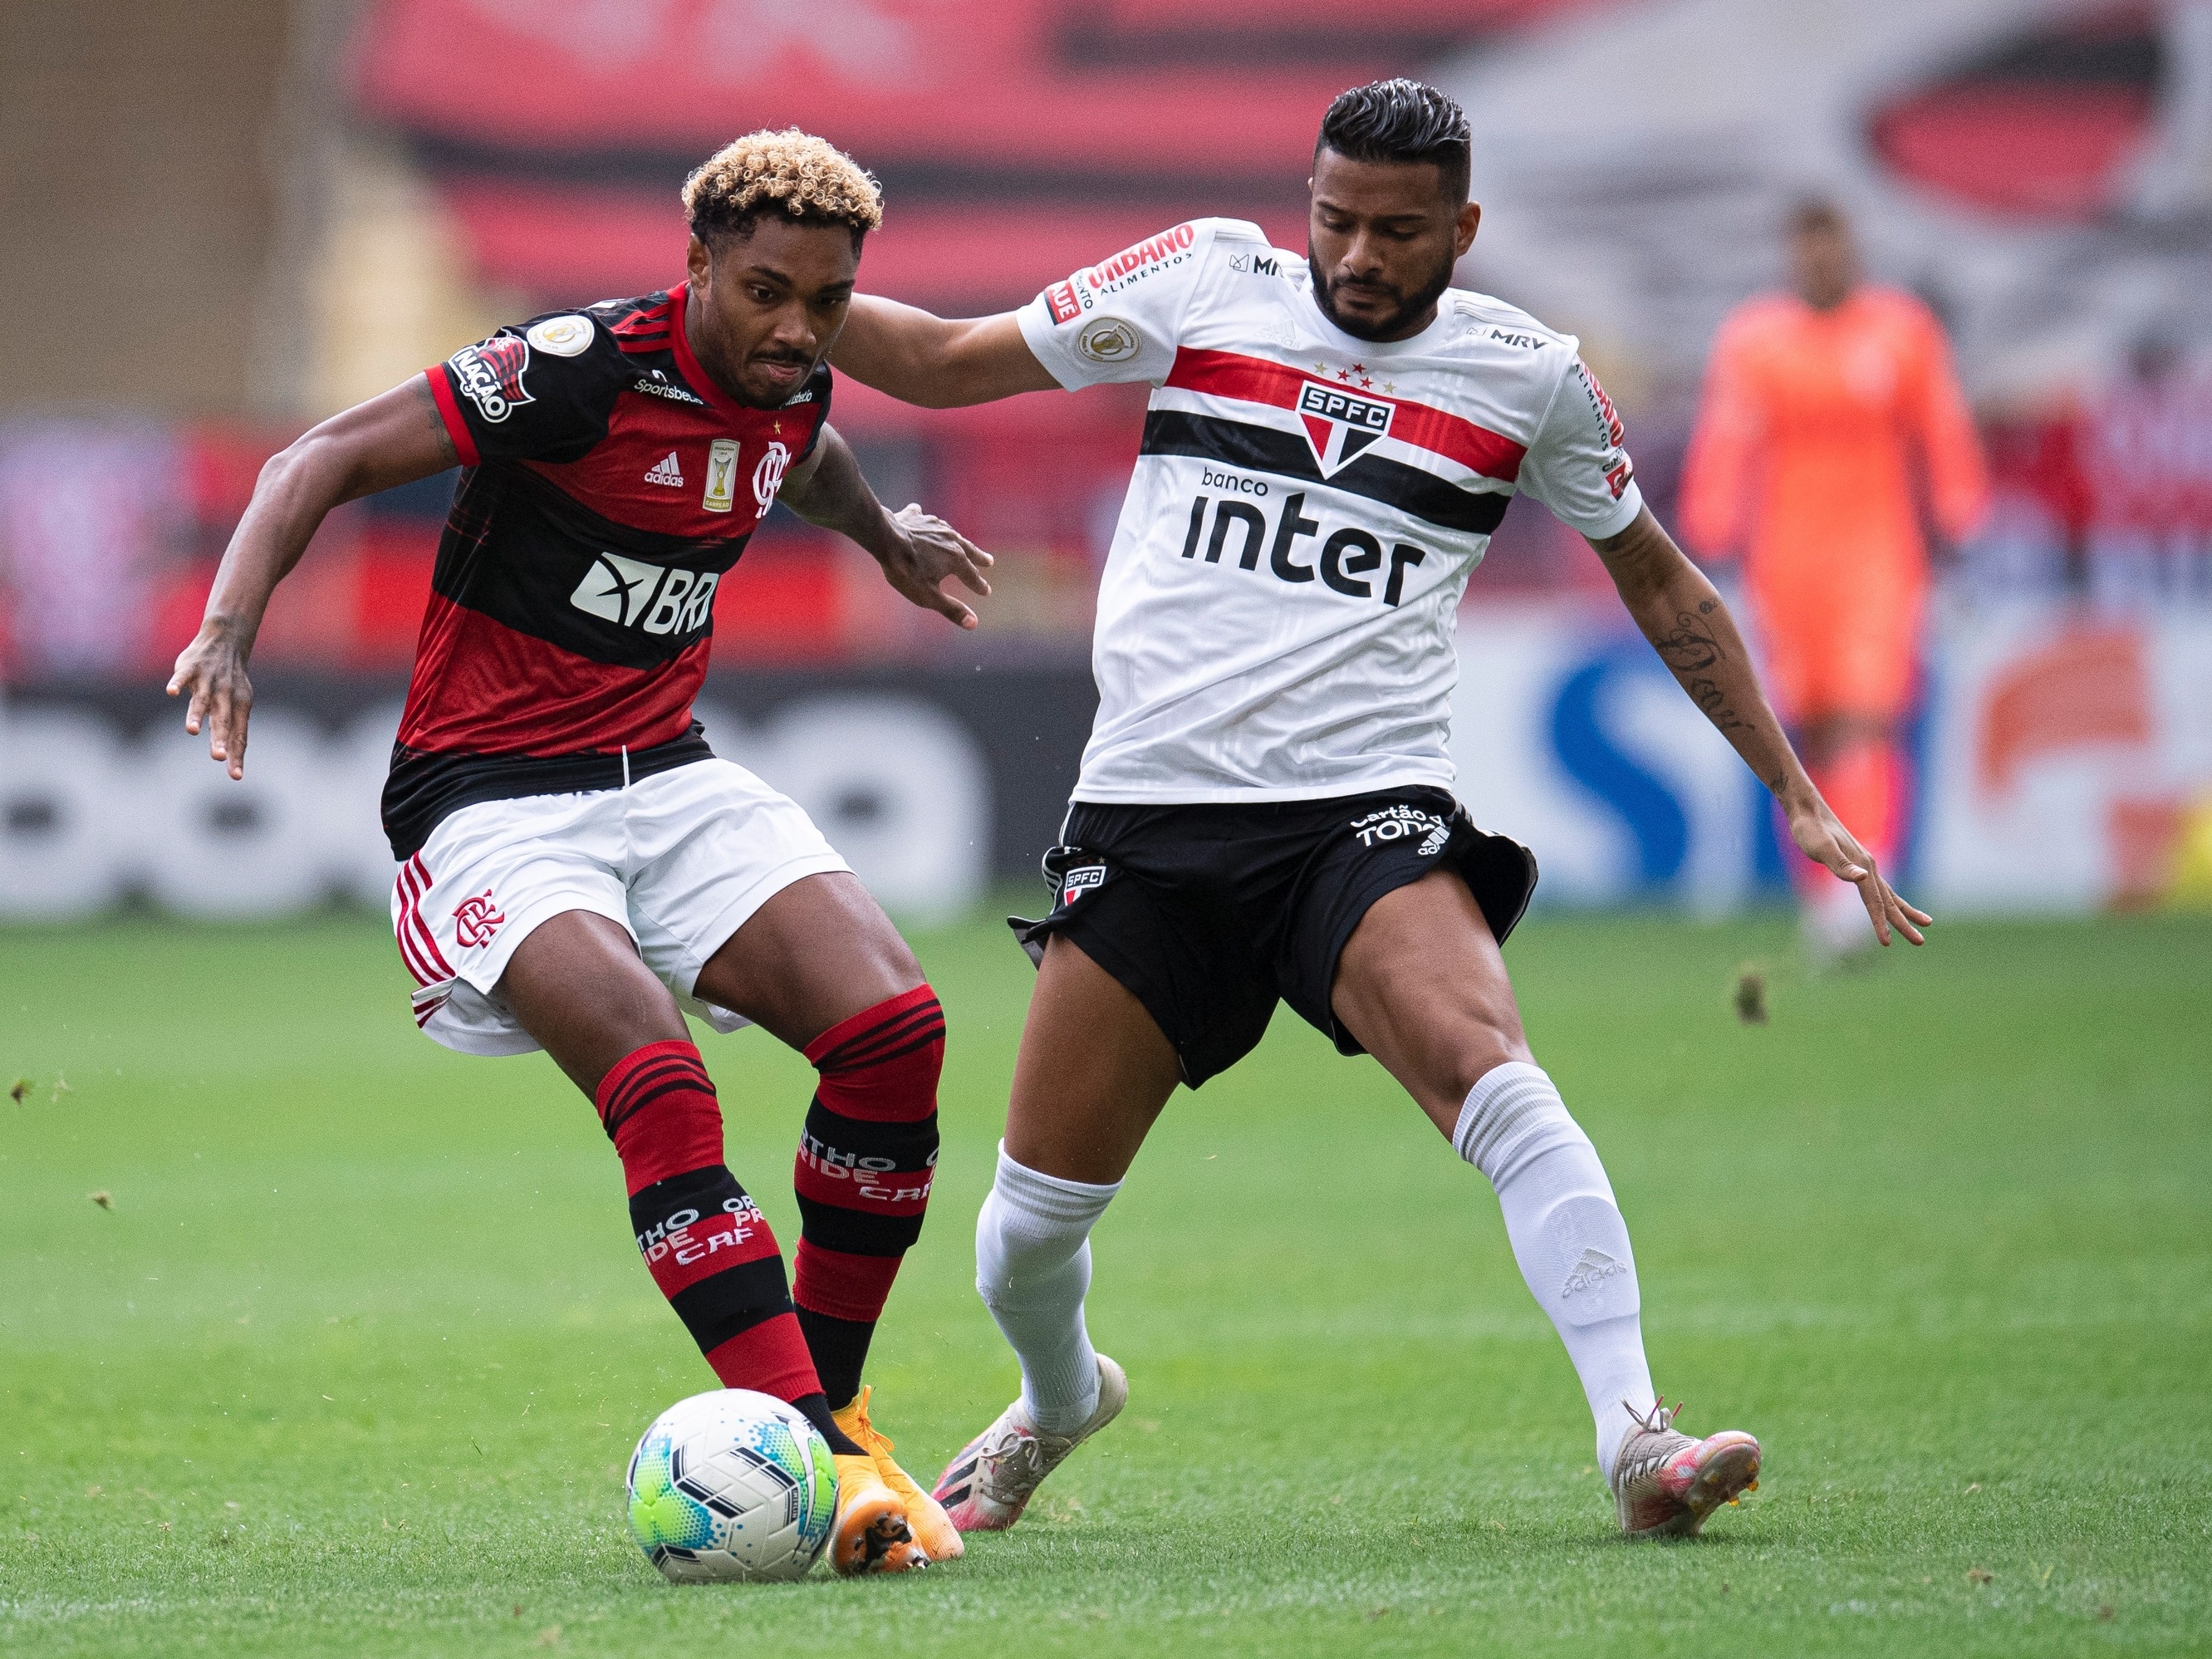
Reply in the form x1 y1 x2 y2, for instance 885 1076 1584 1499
525 314 595 357
1296 381 1395 476
703 439 739 513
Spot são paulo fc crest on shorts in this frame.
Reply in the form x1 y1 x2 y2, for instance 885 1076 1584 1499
1060 863 1106 908
449 336 532 423
1297 381 1395 475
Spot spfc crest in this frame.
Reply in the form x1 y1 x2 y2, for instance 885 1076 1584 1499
1060 863 1106 908
1296 381 1394 475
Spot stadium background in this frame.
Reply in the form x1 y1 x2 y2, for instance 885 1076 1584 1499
5 0 2211 922
5 7 2211 1655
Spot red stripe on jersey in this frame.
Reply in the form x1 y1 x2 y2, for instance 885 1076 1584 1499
611 296 675 354
423 368 482 468
398 591 706 755
1164 346 1526 483
611 298 671 332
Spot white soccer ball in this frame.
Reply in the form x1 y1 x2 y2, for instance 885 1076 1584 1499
625 1389 838 1583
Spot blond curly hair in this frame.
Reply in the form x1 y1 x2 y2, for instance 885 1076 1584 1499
682 129 883 250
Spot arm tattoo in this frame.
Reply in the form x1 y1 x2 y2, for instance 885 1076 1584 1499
1651 609 1726 673
1684 675 1749 733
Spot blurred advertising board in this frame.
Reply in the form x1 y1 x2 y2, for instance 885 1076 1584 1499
5 603 2207 924
1920 606 2212 912
0 666 1095 927
1456 601 2212 915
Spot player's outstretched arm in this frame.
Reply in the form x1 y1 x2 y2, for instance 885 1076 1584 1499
168 378 459 779
777 422 995 628
831 297 1060 407
1589 506 1931 946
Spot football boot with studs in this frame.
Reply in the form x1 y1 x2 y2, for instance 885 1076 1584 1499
1609 1396 1761 1538
931 1354 1126 1532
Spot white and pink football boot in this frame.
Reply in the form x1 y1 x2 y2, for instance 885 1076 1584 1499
930 1355 1127 1532
1610 1397 1762 1537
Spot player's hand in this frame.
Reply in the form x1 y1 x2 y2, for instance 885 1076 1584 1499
876 503 994 629
167 620 255 781
1783 786 1930 946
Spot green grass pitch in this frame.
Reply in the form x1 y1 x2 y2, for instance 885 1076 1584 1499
2 906 2207 1656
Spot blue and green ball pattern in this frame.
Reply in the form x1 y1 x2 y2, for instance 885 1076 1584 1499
625 1391 838 1582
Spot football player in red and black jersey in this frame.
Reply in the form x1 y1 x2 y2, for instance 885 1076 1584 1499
167 131 993 1574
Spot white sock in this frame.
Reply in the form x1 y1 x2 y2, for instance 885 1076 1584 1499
1454 1061 1658 1476
974 1141 1120 1434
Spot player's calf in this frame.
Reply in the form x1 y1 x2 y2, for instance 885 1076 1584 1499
597 1039 926 1573
789 984 945 1408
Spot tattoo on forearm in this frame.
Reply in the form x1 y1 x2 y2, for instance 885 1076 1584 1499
1651 609 1726 673
1684 675 1749 733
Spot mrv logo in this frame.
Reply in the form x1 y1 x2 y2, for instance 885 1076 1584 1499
1297 382 1394 475
570 552 719 635
1180 488 1428 606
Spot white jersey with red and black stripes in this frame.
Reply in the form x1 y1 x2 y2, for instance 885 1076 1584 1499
1017 218 1645 803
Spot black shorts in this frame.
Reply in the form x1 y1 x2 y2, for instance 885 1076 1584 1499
1008 787 1538 1087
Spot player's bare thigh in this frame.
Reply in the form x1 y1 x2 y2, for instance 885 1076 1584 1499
1329 867 1533 1137
498 875 922 1097
692 871 924 1051
1003 934 1180 1185
500 910 694 1096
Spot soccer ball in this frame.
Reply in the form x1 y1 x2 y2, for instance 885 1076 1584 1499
625 1388 839 1583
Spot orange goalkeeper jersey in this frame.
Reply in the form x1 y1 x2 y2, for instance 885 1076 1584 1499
1680 284 1989 616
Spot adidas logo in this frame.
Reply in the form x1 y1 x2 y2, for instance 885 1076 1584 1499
643 452 684 488
1562 1248 1627 1298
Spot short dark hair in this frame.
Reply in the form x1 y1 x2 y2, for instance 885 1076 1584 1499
1316 79 1472 204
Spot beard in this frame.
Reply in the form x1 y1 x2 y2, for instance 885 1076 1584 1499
1307 239 1458 341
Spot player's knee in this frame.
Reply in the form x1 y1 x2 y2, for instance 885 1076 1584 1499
806 984 944 1122
596 1039 726 1193
1435 1014 1535 1108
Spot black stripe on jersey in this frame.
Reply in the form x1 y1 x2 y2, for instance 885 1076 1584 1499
1140 410 1512 537
434 467 748 670
380 732 714 861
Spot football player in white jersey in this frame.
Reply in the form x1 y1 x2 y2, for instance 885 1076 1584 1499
832 80 1929 1539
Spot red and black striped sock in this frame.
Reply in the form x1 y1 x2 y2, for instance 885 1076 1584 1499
791 985 946 1410
596 1039 861 1454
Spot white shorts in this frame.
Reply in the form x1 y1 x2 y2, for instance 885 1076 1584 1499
389 758 850 1057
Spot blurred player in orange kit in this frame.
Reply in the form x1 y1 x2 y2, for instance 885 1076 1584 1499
1680 199 1989 958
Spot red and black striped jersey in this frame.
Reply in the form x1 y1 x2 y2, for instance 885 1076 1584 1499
383 286 829 857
